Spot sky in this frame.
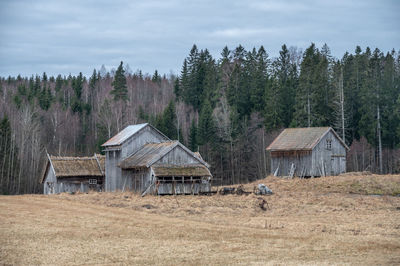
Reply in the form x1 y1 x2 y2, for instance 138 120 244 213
0 0 399 78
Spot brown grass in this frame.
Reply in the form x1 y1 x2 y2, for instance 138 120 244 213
1 174 400 265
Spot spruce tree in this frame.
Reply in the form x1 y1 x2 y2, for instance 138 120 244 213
111 61 128 102
161 101 177 139
198 99 215 145
55 74 63 92
179 59 189 101
264 77 282 130
152 70 161 85
189 119 198 151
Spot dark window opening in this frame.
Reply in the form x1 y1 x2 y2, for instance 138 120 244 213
326 139 332 150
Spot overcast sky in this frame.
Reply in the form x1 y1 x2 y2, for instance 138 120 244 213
0 0 399 77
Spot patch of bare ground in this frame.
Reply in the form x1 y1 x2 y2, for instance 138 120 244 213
1 174 399 265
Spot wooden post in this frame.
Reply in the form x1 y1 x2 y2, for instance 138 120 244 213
172 176 175 195
191 176 193 195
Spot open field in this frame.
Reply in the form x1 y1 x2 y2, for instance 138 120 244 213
1 174 400 265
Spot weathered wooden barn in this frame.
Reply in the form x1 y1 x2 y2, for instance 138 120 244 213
41 154 105 194
266 127 349 177
102 123 212 195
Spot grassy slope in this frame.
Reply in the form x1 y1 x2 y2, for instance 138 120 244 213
0 174 399 265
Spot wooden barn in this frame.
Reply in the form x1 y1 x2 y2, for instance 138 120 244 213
41 154 105 194
266 127 349 177
102 123 212 195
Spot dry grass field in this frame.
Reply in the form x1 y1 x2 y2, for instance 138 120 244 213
1 174 400 265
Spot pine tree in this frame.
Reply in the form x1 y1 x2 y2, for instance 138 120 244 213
110 61 128 102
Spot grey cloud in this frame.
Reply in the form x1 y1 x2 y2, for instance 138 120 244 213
0 0 399 77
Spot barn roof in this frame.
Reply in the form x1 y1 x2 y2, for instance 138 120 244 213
94 153 105 174
41 155 105 183
152 165 211 177
102 123 169 147
119 141 209 169
266 127 349 151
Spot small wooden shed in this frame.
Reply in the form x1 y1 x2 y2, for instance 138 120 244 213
41 154 105 194
118 141 212 195
266 127 349 177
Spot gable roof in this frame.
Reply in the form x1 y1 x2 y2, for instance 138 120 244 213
119 141 209 169
101 123 169 147
94 153 105 174
41 155 105 183
266 127 349 151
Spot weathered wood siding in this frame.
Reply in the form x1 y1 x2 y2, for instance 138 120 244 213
121 126 168 158
154 146 201 166
153 146 211 194
312 130 346 176
105 125 167 192
156 180 210 195
105 149 122 191
43 166 56 194
120 168 151 193
55 182 89 193
270 153 312 177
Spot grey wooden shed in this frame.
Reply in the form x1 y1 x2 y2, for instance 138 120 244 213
41 154 105 194
266 127 349 177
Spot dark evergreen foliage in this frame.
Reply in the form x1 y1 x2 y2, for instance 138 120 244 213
111 61 128 102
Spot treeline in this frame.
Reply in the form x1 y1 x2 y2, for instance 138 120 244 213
0 43 399 194
0 64 175 194
174 44 400 182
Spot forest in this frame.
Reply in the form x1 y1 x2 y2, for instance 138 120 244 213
0 43 399 194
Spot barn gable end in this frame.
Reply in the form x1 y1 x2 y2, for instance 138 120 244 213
312 129 347 176
102 124 170 192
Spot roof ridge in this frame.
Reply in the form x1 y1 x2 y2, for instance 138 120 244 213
50 156 97 160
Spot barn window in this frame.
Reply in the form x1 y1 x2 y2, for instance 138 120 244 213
326 139 332 150
89 179 97 185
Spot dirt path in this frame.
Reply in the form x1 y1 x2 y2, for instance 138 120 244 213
1 176 400 265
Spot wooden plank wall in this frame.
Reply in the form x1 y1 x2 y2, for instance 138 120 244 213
312 131 346 176
270 154 312 177
105 125 168 192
